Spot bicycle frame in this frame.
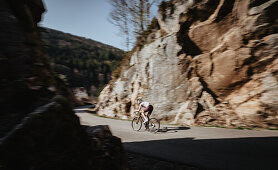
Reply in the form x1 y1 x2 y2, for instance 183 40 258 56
132 111 160 132
136 114 142 124
135 111 147 123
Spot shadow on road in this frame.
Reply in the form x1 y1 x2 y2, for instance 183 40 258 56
157 126 190 133
124 137 278 170
135 126 190 133
74 109 96 114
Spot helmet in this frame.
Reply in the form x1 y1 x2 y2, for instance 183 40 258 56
137 98 142 104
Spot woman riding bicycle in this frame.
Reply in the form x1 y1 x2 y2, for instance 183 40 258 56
135 98 153 124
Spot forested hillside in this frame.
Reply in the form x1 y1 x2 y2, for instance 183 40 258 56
39 27 125 100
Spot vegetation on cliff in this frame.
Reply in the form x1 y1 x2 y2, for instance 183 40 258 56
111 17 160 80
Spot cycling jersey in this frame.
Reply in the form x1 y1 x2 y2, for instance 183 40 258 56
139 102 150 109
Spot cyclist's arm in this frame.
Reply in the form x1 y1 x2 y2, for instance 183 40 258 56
136 104 142 112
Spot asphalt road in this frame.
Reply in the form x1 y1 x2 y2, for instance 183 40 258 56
77 112 278 170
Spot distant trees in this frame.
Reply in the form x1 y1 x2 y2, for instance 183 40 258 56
108 0 161 51
40 27 125 98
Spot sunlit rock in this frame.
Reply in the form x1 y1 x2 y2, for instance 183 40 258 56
97 0 278 128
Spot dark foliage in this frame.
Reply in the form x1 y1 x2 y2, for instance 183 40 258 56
135 17 160 48
158 0 175 21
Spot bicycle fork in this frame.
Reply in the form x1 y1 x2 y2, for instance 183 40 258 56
136 116 140 124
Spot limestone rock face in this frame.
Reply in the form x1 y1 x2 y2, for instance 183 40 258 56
97 0 278 128
0 0 128 169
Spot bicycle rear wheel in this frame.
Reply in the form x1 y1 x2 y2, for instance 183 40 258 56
132 117 142 131
148 118 160 133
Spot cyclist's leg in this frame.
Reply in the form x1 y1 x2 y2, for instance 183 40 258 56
147 105 153 120
141 111 148 123
143 105 152 122
145 105 153 126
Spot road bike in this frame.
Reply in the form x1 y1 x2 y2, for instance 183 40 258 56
131 111 160 133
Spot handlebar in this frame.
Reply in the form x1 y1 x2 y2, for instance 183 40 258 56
133 111 140 115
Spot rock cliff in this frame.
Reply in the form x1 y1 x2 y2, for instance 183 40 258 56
97 0 278 128
0 0 128 169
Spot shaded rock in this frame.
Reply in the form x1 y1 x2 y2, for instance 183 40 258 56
0 0 128 169
0 98 95 170
84 125 129 170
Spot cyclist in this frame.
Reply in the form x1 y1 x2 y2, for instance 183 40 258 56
135 98 153 124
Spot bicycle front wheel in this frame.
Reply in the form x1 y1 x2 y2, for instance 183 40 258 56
132 117 142 131
148 118 160 133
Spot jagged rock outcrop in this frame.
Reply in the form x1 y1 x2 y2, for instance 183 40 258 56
97 0 278 128
0 0 128 169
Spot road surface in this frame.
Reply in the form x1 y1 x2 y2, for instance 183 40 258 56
77 112 278 170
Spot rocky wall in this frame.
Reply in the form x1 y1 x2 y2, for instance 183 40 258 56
0 0 128 169
97 0 278 128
